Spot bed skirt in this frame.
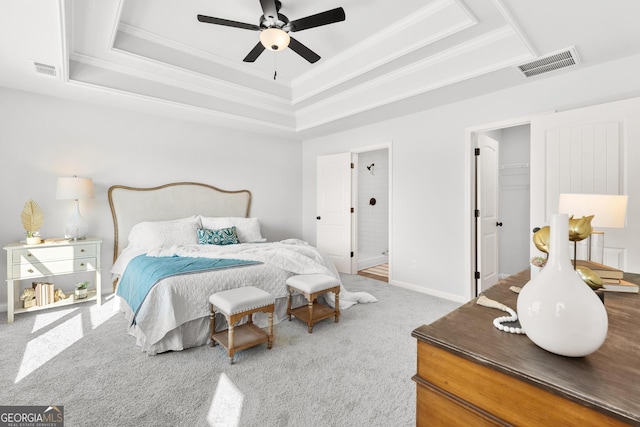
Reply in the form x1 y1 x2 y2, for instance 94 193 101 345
116 294 307 355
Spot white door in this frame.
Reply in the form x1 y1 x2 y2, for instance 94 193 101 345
477 133 500 293
317 153 354 273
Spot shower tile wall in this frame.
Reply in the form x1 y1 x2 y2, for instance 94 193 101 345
358 149 389 268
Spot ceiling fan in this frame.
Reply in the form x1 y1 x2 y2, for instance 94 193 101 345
197 0 345 64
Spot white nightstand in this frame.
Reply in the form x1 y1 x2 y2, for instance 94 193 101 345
4 237 102 323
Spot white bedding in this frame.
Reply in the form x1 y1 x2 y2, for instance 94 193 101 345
113 239 376 354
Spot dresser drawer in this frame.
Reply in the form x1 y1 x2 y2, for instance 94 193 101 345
416 341 627 426
12 258 98 278
415 378 503 427
12 244 97 263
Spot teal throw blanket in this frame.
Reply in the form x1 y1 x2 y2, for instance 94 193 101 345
117 255 261 324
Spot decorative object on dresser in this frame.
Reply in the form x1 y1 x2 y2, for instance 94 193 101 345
559 193 628 264
54 288 67 302
532 216 606 292
32 281 55 306
75 281 89 299
56 175 95 240
20 199 44 245
532 214 594 269
20 287 36 308
571 259 624 280
517 213 608 357
3 237 102 323
413 270 640 426
602 279 639 293
475 295 524 334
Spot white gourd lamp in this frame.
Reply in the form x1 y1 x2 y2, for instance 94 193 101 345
56 176 95 240
558 193 628 264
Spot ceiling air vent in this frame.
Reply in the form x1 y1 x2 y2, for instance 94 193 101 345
33 62 57 77
516 47 579 78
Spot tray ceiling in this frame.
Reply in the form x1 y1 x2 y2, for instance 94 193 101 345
1 0 639 138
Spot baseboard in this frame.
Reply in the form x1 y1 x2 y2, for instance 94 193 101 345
388 279 468 304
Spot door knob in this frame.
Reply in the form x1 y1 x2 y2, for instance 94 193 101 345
496 222 503 227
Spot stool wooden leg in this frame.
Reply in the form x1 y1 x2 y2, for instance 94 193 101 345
267 311 274 349
209 304 217 347
228 318 235 365
287 287 292 321
335 290 340 323
307 296 314 333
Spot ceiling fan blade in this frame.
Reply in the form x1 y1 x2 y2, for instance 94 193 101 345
260 0 279 22
197 14 260 31
288 37 320 63
243 42 266 62
289 7 345 32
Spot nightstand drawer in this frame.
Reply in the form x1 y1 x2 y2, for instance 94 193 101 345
12 244 97 263
12 258 98 278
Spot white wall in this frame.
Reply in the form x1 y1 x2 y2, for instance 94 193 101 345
302 53 640 302
0 87 302 308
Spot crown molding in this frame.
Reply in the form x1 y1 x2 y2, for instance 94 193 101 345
69 52 294 117
291 0 477 104
295 26 535 131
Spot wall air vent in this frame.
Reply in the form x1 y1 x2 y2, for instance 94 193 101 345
33 62 57 77
516 47 580 78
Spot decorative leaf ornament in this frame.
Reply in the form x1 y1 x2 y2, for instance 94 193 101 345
568 215 593 242
532 216 602 291
533 226 550 254
576 266 604 290
20 199 44 235
533 215 593 254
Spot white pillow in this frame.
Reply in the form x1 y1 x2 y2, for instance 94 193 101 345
199 216 265 243
127 216 201 250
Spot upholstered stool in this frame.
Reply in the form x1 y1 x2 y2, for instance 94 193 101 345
209 286 275 364
286 274 340 333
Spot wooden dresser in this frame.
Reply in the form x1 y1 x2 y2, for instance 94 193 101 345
412 271 640 426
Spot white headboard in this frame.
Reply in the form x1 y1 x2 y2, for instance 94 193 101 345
108 182 251 261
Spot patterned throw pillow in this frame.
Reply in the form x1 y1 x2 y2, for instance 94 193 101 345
197 227 240 245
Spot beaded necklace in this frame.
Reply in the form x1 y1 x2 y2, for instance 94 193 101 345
476 295 525 335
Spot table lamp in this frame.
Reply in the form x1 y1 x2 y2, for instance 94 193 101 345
558 193 628 264
56 176 95 240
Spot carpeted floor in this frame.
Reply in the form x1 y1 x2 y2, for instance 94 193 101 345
0 274 460 427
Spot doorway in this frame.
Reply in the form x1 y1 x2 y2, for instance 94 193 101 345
355 148 390 282
316 144 392 281
469 122 531 297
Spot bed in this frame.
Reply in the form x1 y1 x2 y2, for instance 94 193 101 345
108 182 374 355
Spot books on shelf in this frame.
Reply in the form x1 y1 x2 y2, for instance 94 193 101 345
33 282 55 306
572 260 624 280
602 279 639 293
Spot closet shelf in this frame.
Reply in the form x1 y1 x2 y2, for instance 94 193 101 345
499 162 529 170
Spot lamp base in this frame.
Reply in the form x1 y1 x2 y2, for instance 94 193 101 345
589 231 604 264
65 202 88 240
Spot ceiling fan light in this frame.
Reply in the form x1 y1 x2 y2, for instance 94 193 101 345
260 28 290 51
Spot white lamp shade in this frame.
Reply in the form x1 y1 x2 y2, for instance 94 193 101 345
260 28 290 51
56 177 95 200
558 193 628 228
